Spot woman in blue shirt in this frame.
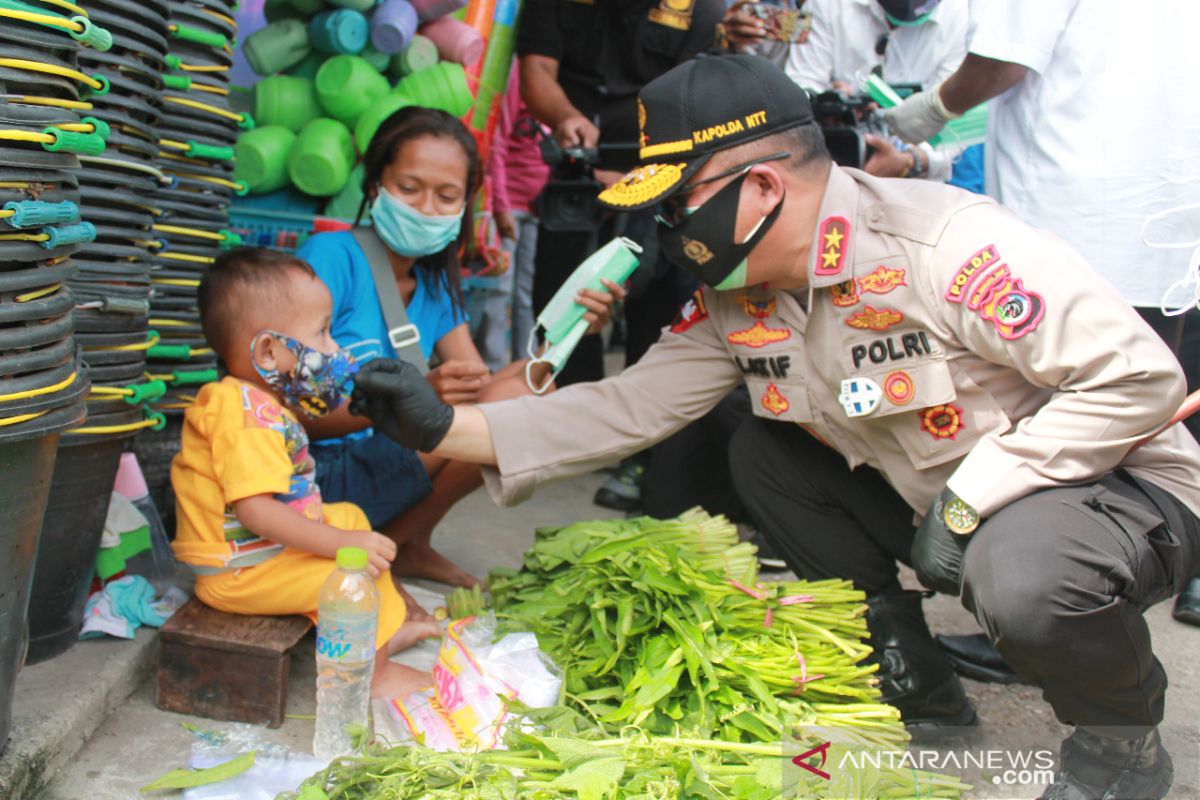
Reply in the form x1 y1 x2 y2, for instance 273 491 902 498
298 108 620 614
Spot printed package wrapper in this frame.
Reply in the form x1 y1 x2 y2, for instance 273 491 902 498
373 614 561 751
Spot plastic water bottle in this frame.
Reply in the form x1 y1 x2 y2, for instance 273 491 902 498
113 452 176 596
313 547 379 761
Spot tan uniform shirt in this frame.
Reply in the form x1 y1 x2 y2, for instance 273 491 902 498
480 166 1200 520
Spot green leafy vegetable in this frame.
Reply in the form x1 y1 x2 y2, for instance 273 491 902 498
140 751 255 792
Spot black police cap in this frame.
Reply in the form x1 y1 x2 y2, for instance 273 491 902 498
598 54 815 212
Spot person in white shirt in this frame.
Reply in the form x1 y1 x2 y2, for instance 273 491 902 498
884 3 1200 794
885 0 1200 320
784 0 968 182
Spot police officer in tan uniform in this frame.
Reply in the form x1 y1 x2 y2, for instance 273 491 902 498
353 55 1200 800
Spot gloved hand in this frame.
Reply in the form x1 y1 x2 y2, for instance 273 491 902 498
911 487 975 596
883 83 960 144
350 359 454 452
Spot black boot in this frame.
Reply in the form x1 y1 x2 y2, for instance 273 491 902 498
1040 727 1173 800
937 632 1034 685
865 591 977 732
1172 576 1200 626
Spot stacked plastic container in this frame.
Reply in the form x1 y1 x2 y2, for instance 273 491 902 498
145 0 244 412
235 0 475 212
0 0 113 751
24 0 179 665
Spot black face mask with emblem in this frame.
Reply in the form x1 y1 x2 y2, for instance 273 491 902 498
656 170 785 291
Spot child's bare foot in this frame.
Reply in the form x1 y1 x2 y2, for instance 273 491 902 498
370 662 433 699
384 618 441 656
392 541 480 588
393 579 434 622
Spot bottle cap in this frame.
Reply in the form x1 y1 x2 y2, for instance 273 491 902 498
336 547 369 570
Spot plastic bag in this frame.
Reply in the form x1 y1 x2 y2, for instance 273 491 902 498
181 724 325 800
374 614 561 751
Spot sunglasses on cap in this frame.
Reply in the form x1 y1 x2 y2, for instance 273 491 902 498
655 151 791 228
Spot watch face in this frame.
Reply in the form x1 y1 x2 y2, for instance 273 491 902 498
943 497 980 536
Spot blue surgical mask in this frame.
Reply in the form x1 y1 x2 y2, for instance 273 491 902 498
251 330 358 418
369 186 464 257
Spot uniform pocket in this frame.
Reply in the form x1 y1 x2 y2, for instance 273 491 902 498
1081 479 1176 606
746 378 812 425
877 360 1012 470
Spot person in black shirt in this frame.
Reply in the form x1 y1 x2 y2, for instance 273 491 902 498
517 0 724 510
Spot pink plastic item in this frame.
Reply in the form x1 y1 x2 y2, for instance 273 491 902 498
113 452 150 500
410 0 468 23
418 17 484 65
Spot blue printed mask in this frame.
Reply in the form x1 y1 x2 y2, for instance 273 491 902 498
369 186 465 257
251 331 358 418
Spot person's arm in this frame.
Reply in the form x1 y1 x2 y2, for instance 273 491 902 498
937 54 1029 115
922 204 1187 517
783 0 835 91
885 54 1028 143
519 55 599 148
232 495 396 577
353 300 743 506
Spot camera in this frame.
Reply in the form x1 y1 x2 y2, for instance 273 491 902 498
536 138 603 233
809 89 884 169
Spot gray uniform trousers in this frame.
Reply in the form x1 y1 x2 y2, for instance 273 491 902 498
729 415 1200 730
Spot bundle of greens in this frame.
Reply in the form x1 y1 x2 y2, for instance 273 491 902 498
284 706 971 800
488 509 899 748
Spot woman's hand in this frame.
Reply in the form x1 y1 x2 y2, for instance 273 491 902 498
427 359 489 405
343 530 398 578
580 278 628 336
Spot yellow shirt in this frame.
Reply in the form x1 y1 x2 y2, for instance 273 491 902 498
171 376 328 571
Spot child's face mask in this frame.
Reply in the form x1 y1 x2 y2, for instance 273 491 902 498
251 330 358 418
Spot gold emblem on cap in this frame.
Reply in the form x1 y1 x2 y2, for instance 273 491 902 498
597 163 686 208
638 98 648 148
682 237 713 265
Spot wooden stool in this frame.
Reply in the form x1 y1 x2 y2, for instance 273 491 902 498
156 598 313 728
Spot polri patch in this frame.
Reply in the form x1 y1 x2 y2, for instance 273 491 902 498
920 404 964 440
815 216 850 277
728 320 791 348
850 332 935 368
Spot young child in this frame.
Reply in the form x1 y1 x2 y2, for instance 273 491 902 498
172 246 436 698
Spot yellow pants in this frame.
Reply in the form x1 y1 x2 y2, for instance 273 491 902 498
195 502 406 651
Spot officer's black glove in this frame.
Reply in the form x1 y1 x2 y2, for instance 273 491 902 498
350 359 454 452
911 487 976 596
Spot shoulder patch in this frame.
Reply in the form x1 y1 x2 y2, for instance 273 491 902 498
815 216 850 277
946 245 1000 303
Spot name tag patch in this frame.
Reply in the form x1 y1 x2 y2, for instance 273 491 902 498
850 332 934 368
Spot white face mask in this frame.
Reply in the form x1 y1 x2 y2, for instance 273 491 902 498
1142 203 1200 317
